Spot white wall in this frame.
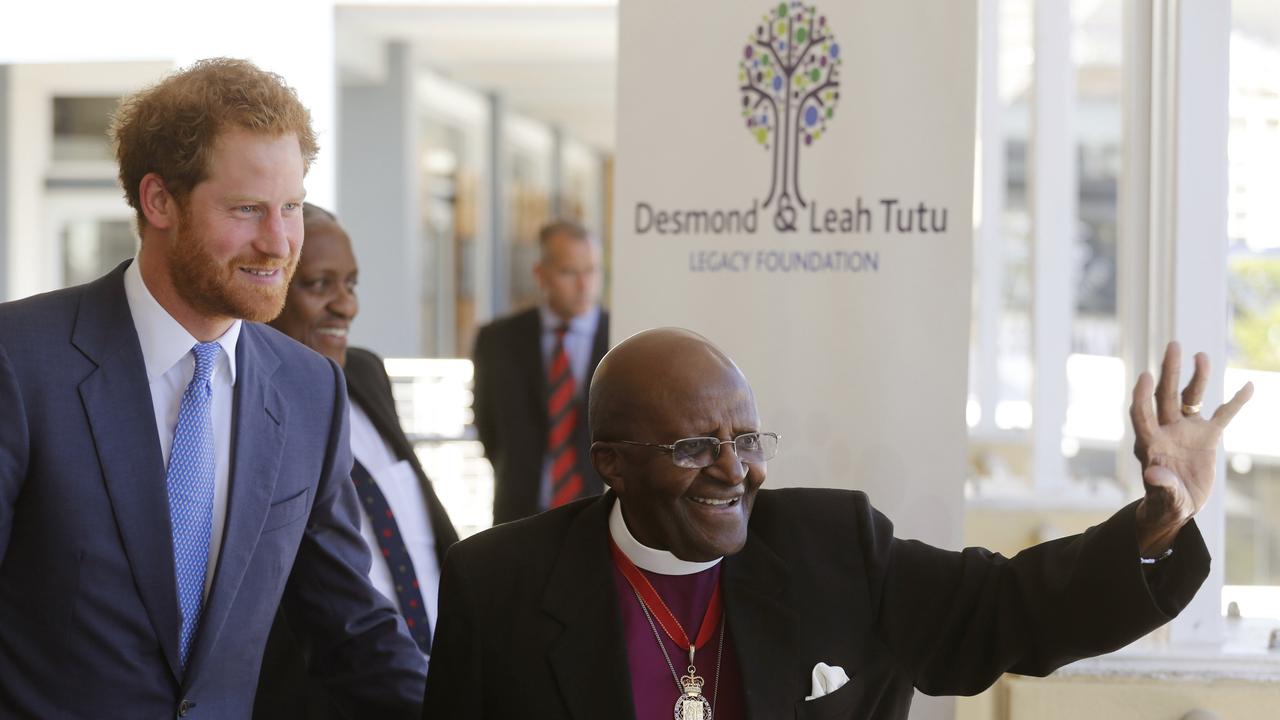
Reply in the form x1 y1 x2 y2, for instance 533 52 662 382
0 0 338 208
3 62 168 298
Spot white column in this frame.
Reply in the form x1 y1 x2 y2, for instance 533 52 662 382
1031 0 1075 490
975 0 1004 433
1121 0 1231 647
1167 0 1231 646
487 92 509 317
338 41 423 357
1117 0 1154 498
550 124 565 218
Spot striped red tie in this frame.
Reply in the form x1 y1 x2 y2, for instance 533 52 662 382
547 324 584 508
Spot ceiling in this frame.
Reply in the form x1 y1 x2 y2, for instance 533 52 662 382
336 2 619 151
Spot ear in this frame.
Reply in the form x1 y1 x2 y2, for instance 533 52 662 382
139 172 179 231
532 259 547 289
590 441 626 494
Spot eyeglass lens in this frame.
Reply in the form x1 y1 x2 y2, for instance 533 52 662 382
671 432 779 468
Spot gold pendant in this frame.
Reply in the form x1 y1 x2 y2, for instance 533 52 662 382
675 666 712 720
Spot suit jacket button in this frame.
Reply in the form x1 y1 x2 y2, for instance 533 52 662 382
178 699 194 716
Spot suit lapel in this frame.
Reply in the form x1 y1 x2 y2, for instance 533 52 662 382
584 310 609 391
343 361 397 449
183 325 286 684
541 493 635 720
73 264 183 682
517 308 548 424
345 363 459 557
723 529 803 720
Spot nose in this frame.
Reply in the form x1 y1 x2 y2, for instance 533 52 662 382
256 208 293 259
706 439 747 486
329 283 358 320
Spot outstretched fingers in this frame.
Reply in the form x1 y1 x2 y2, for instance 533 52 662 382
1181 352 1210 415
1156 342 1182 425
1130 370 1159 440
1211 382 1255 429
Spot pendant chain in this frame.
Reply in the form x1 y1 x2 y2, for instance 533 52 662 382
632 586 725 714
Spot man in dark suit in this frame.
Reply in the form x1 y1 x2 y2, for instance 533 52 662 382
472 220 610 524
0 59 425 718
255 203 459 718
425 328 1253 719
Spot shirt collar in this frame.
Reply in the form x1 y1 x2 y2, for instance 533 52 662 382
608 495 721 575
539 303 600 337
123 257 240 385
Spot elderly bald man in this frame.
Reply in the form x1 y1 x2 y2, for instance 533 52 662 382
423 328 1251 720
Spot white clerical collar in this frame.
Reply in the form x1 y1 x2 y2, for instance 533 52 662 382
609 496 721 575
124 257 240 385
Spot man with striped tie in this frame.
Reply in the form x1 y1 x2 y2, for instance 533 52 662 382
472 220 611 524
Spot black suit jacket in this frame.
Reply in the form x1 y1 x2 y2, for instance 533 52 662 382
471 307 610 524
344 347 459 558
255 347 459 720
424 489 1208 720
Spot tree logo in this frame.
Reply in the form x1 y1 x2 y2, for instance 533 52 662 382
740 2 842 232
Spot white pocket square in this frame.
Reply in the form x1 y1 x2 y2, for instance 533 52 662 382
805 662 851 701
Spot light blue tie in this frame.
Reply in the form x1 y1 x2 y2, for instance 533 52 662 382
167 341 220 668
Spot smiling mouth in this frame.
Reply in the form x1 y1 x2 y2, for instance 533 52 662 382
316 328 348 338
240 267 282 277
688 496 740 507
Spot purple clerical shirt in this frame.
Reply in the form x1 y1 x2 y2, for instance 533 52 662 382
611 561 745 720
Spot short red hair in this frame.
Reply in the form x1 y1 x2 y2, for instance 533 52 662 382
110 57 319 227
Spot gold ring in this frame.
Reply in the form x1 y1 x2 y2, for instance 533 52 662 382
1181 402 1202 416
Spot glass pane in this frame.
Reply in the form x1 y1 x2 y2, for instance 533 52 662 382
1225 0 1280 617
967 0 1035 500
505 114 553 313
1064 0 1122 485
419 71 489 358
561 139 603 235
562 139 611 308
996 0 1033 431
52 96 118 163
61 218 135 286
384 357 494 538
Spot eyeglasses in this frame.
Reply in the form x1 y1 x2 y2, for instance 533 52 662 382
615 432 780 469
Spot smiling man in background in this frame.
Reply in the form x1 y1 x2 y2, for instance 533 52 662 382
256 203 457 719
425 327 1251 720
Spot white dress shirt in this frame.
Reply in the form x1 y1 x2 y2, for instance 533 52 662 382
537 304 601 389
348 400 441 645
123 259 241 600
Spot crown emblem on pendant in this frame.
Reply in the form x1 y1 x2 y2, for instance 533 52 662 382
680 671 706 697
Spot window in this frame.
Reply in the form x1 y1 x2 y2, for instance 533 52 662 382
1222 0 1280 617
51 96 118 163
969 0 1280 632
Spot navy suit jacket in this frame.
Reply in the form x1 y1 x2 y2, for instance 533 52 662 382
0 263 425 719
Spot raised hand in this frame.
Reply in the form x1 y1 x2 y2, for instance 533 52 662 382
1129 342 1254 556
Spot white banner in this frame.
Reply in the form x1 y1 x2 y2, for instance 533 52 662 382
612 0 977 560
